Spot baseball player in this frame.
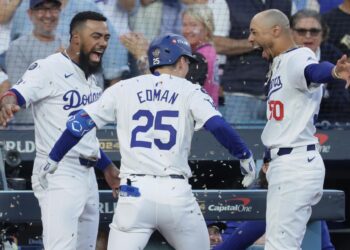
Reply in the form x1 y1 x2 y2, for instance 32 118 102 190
39 33 257 250
0 11 120 250
248 9 350 250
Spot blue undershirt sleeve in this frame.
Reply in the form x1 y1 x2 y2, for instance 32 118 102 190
49 129 81 162
96 148 112 171
304 62 335 84
204 116 251 159
9 89 26 107
49 110 97 162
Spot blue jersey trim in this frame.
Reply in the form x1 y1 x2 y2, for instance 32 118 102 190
96 149 112 171
10 89 26 107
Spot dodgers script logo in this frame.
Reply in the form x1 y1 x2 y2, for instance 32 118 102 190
63 90 101 110
268 76 283 98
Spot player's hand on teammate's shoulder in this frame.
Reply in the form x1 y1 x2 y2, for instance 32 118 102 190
333 55 350 88
103 163 121 198
38 158 58 189
240 155 257 188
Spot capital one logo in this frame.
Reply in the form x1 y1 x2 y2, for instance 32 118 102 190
208 197 253 213
315 133 329 145
315 133 330 153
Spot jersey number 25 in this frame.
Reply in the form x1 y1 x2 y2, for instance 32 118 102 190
130 109 179 150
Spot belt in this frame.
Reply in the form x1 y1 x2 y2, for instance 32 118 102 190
264 144 316 163
131 174 185 179
79 157 98 168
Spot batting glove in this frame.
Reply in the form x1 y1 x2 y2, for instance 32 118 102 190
240 155 257 187
39 158 58 189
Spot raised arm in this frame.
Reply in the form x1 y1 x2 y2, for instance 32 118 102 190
213 36 254 56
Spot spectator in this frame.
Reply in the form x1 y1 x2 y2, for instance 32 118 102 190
0 0 21 71
126 0 183 77
292 0 320 14
318 0 343 13
129 0 180 41
10 0 128 85
5 0 63 125
213 0 292 126
95 0 140 79
291 9 350 122
95 0 139 36
6 0 63 85
181 0 230 107
130 0 163 40
182 4 219 106
323 0 350 56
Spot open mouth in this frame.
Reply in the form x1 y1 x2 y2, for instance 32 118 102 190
90 50 104 63
253 45 268 59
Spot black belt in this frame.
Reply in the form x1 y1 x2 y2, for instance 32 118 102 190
264 144 316 163
131 174 185 179
79 157 98 168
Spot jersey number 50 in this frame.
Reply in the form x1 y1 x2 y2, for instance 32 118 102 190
268 100 284 121
130 110 179 150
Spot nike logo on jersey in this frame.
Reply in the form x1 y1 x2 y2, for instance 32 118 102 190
307 156 316 162
64 73 74 78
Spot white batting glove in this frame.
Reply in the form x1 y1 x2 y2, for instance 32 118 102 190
240 155 257 187
39 158 58 189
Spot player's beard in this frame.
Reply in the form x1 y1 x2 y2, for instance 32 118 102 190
78 49 103 78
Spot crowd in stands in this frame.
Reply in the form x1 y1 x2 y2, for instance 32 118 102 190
0 0 349 126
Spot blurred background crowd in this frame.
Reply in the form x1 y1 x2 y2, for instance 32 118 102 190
0 0 349 127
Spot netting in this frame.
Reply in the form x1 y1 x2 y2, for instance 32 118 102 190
0 0 349 126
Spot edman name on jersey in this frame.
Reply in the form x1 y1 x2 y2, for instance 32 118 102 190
268 76 283 98
63 90 102 110
137 89 179 105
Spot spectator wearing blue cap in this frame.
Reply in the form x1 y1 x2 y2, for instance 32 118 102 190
10 0 128 86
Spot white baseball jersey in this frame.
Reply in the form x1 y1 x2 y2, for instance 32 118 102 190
85 73 221 178
262 47 323 148
12 52 101 159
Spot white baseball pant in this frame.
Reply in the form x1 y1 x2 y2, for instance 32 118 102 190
31 155 99 250
264 146 325 250
107 175 210 250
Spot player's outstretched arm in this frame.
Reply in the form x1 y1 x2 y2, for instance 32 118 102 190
204 115 257 187
38 109 97 189
0 90 22 127
304 55 350 87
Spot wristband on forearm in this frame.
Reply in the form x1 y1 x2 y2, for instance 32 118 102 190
0 91 17 104
332 66 342 79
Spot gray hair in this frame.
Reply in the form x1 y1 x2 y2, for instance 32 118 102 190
290 9 328 40
183 4 215 41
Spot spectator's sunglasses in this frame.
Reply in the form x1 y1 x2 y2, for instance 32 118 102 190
293 28 322 37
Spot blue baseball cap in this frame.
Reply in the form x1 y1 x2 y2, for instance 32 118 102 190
30 0 61 9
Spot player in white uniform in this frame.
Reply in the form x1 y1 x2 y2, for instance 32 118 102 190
0 11 120 250
248 9 350 250
38 33 257 250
